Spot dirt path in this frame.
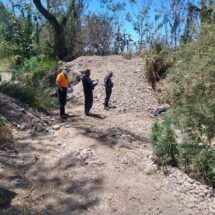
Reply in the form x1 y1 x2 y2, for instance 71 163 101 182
1 105 214 215
0 56 215 214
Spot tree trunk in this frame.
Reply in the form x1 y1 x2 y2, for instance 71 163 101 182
33 0 68 60
55 28 67 60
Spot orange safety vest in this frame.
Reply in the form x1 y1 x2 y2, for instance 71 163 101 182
56 72 69 88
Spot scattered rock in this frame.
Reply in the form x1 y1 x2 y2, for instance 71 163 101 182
19 124 26 130
33 123 45 132
52 124 61 130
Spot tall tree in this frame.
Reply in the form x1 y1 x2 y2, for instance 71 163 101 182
0 1 35 59
182 0 215 43
169 0 186 47
127 0 152 52
84 13 113 55
33 0 75 60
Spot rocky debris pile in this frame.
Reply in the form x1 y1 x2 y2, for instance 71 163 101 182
160 166 215 213
65 55 158 113
0 93 55 134
117 146 215 214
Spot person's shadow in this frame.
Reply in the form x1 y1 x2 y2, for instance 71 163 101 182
0 187 17 208
87 113 106 119
67 114 80 118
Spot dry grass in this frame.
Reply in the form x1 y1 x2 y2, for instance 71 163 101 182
122 53 132 60
0 124 13 149
0 57 15 72
145 54 172 90
11 184 57 215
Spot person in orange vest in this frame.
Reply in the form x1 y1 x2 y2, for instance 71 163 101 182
56 66 71 119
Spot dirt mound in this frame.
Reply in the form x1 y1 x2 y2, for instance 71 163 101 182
0 93 52 131
65 55 158 112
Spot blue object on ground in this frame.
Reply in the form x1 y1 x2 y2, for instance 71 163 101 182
67 88 73 94
153 107 166 117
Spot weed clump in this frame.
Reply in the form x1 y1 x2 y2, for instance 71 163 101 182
0 115 13 149
145 42 173 89
151 115 178 166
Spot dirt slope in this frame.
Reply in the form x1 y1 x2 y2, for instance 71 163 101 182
0 55 215 215
65 55 158 113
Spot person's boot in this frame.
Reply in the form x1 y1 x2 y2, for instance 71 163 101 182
60 115 67 119
104 106 109 110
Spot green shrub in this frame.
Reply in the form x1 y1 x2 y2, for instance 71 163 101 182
151 118 215 186
151 115 178 166
177 143 215 187
191 148 215 186
0 115 5 127
12 54 58 86
0 41 17 58
167 22 215 141
177 143 203 171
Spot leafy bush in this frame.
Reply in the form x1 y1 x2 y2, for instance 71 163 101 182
0 41 18 58
151 116 215 187
177 143 201 169
151 23 215 187
167 23 215 141
151 115 178 166
0 82 57 111
0 115 5 127
12 54 58 86
191 148 215 186
177 143 215 187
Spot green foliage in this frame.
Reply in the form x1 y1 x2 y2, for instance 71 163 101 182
151 116 215 187
177 142 202 172
0 115 5 127
12 54 58 86
0 82 57 111
151 115 178 166
178 143 215 187
0 57 15 72
0 41 17 58
191 148 215 186
0 2 35 60
151 22 215 187
167 22 215 140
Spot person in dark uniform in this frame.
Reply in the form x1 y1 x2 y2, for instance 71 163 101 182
82 69 98 115
104 71 113 110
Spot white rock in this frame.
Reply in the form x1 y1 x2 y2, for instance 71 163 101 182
52 125 61 130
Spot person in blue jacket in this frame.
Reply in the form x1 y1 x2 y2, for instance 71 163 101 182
82 69 98 115
149 104 170 118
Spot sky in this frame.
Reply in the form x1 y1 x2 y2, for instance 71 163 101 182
86 0 200 43
0 0 200 44
86 0 149 42
86 0 171 42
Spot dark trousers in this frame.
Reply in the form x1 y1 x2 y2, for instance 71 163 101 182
104 89 112 107
58 88 67 116
153 107 166 117
84 92 93 114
